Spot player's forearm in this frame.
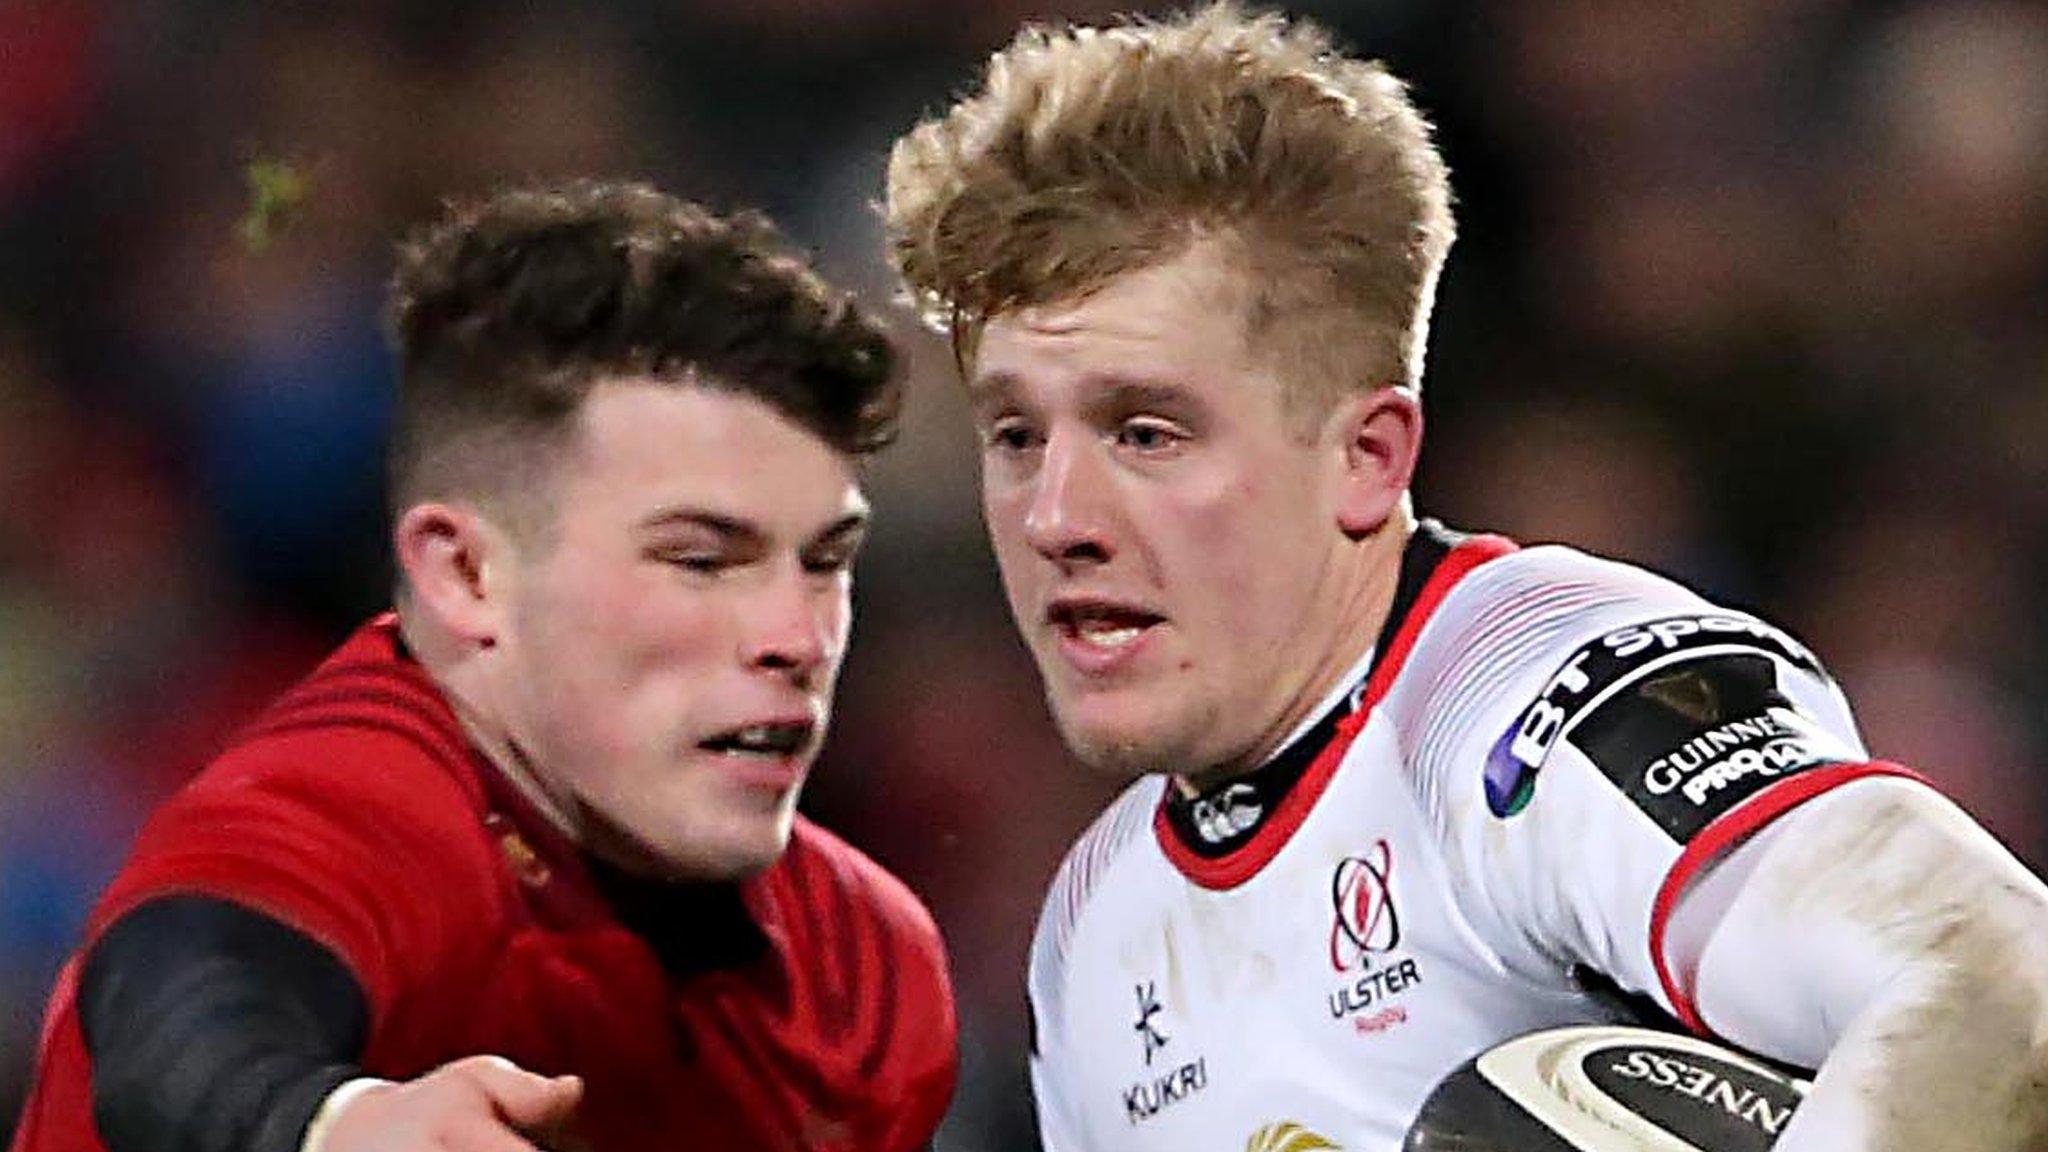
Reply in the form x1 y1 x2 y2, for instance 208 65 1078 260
1777 945 2048 1152
1690 778 2048 1151
79 895 372 1152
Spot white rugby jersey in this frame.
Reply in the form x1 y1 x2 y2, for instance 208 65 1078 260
1027 525 1910 1152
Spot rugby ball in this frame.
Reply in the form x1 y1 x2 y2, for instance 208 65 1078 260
1403 1025 1807 1152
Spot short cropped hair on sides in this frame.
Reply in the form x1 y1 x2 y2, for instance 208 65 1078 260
386 180 903 535
885 3 1455 413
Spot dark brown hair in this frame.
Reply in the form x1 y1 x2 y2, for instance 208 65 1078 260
387 180 901 522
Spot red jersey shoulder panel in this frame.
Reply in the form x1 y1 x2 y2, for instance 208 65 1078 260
758 817 959 1148
90 616 505 1018
12 618 515 1152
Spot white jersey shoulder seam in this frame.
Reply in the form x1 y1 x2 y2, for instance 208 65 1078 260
1390 545 1716 826
1028 776 1167 1027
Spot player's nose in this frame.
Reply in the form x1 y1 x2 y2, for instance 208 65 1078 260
740 565 837 683
1022 430 1115 569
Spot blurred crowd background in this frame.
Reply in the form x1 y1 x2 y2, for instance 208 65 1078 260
1 0 2044 1145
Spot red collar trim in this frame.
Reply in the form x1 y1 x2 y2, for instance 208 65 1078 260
1156 534 1518 890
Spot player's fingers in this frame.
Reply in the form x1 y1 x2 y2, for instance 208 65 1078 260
457 1056 582 1130
505 1074 581 1131
443 1116 547 1152
523 1102 595 1152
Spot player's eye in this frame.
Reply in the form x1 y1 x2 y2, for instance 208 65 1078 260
1117 417 1186 454
982 417 1040 454
649 548 738 575
801 545 859 576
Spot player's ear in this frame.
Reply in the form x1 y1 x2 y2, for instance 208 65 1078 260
1331 385 1422 537
393 500 511 647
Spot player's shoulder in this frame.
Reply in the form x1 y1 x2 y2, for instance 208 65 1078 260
1432 542 1713 643
772 817 958 1087
200 614 482 802
1419 541 1826 692
1393 539 1845 820
779 816 945 953
111 618 490 902
88 619 509 966
1387 541 1774 777
1029 776 1168 996
769 820 958 1147
1397 541 1755 708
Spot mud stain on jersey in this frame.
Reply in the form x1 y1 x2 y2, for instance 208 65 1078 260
1750 782 2048 1152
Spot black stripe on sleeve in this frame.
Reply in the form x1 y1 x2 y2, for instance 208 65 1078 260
78 895 373 1152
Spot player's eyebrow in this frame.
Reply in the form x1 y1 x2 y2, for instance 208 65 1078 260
806 509 871 551
638 506 872 550
967 369 1197 419
637 507 767 547
1079 376 1197 418
966 367 1021 414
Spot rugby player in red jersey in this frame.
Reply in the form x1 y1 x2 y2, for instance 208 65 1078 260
10 182 956 1152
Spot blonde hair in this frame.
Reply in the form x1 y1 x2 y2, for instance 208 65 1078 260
885 3 1455 406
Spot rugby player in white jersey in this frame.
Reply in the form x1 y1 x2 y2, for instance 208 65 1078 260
883 5 2048 1151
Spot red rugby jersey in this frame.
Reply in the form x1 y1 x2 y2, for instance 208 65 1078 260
11 616 957 1152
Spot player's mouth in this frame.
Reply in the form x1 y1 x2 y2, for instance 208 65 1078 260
698 718 816 789
1047 597 1166 675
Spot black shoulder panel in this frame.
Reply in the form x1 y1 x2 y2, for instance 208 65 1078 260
1483 613 1839 831
1567 652 1848 841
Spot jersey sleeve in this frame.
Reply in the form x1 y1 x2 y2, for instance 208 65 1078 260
1388 546 1901 1028
88 731 498 1025
77 895 371 1152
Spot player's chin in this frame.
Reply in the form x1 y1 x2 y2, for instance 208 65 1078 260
715 811 800 878
644 807 798 882
1053 699 1187 780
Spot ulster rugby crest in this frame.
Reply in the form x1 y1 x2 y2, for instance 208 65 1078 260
1324 839 1423 1035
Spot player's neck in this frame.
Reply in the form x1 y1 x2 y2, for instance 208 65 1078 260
399 607 587 843
462 717 584 844
1176 504 1414 797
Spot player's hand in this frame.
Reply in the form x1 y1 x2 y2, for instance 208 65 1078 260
314 1055 584 1152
